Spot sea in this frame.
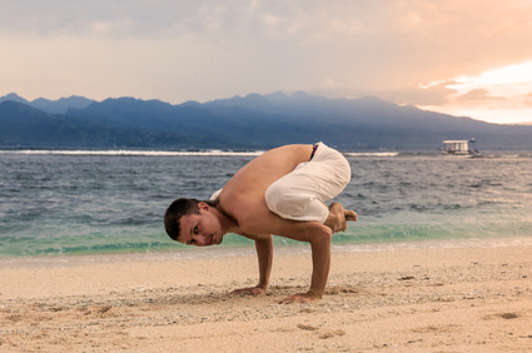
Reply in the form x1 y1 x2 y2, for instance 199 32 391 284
0 149 531 258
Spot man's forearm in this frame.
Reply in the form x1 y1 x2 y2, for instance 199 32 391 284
255 236 273 288
309 230 331 297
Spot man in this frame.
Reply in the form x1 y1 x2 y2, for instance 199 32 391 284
164 142 357 303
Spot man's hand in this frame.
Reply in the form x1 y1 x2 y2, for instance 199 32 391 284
231 236 272 298
279 291 321 304
231 286 266 296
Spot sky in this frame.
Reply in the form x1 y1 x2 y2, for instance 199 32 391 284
2 0 532 124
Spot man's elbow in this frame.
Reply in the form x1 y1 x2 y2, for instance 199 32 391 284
309 224 332 243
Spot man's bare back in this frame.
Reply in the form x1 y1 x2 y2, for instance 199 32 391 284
218 144 315 236
164 143 357 303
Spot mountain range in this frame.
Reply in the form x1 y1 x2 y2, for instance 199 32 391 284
0 93 94 114
1 91 531 150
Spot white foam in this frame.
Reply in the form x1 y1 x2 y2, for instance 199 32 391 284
0 150 264 157
345 152 399 157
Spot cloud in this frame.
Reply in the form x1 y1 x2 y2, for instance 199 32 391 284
456 89 507 102
310 80 459 108
387 81 458 106
524 92 532 106
0 1 311 39
3 0 532 109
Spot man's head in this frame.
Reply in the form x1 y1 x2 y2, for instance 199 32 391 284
164 198 223 246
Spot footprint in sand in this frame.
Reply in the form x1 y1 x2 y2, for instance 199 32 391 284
318 329 346 339
325 286 359 295
499 312 519 319
297 324 318 331
411 324 459 333
482 312 520 320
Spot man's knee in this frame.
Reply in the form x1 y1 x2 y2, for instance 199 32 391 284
278 221 332 243
265 182 307 216
301 222 332 242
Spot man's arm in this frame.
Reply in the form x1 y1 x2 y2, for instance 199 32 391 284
309 226 331 297
232 234 273 295
256 235 273 289
236 210 333 302
277 222 332 303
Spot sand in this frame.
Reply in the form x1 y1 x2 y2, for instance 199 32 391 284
1 239 531 352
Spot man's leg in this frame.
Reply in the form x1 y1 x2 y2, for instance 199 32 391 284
265 142 357 232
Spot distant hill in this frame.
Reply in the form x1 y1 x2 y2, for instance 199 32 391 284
1 92 532 150
31 95 94 114
0 100 200 148
0 93 95 114
0 93 28 105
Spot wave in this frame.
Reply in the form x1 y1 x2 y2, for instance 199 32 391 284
1 149 399 158
0 149 265 157
3 221 531 257
345 152 399 157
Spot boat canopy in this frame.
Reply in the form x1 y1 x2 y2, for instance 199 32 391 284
442 140 469 154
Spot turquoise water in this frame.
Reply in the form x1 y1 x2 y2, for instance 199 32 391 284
0 150 531 257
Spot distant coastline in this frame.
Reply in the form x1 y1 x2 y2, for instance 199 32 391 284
2 91 532 150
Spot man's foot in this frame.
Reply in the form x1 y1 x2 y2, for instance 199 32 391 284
345 209 358 222
324 202 347 233
324 203 358 233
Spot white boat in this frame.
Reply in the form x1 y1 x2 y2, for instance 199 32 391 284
441 138 480 156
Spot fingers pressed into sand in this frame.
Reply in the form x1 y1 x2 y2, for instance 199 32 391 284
279 292 320 304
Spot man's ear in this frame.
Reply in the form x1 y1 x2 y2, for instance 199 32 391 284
197 201 210 211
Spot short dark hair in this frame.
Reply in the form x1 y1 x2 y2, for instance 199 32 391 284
164 198 201 241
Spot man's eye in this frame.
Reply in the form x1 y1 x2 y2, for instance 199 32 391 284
193 226 198 234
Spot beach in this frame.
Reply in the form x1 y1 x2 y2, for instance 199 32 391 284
1 240 531 352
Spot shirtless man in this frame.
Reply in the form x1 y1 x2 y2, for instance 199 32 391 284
164 142 357 303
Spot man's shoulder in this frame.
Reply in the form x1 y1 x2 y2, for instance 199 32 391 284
221 199 248 218
220 196 262 229
219 188 263 209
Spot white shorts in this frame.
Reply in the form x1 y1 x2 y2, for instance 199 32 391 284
210 142 351 224
264 142 351 223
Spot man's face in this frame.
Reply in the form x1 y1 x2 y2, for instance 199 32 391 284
178 203 223 246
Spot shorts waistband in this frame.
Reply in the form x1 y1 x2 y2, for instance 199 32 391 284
309 143 319 161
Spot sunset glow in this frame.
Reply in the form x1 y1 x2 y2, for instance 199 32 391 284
418 61 532 124
449 61 532 94
2 1 532 124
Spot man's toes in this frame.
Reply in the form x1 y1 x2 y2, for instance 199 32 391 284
329 201 340 209
345 210 358 222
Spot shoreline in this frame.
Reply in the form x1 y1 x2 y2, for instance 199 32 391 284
2 234 531 267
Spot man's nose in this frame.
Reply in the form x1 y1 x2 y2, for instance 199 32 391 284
193 234 208 246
